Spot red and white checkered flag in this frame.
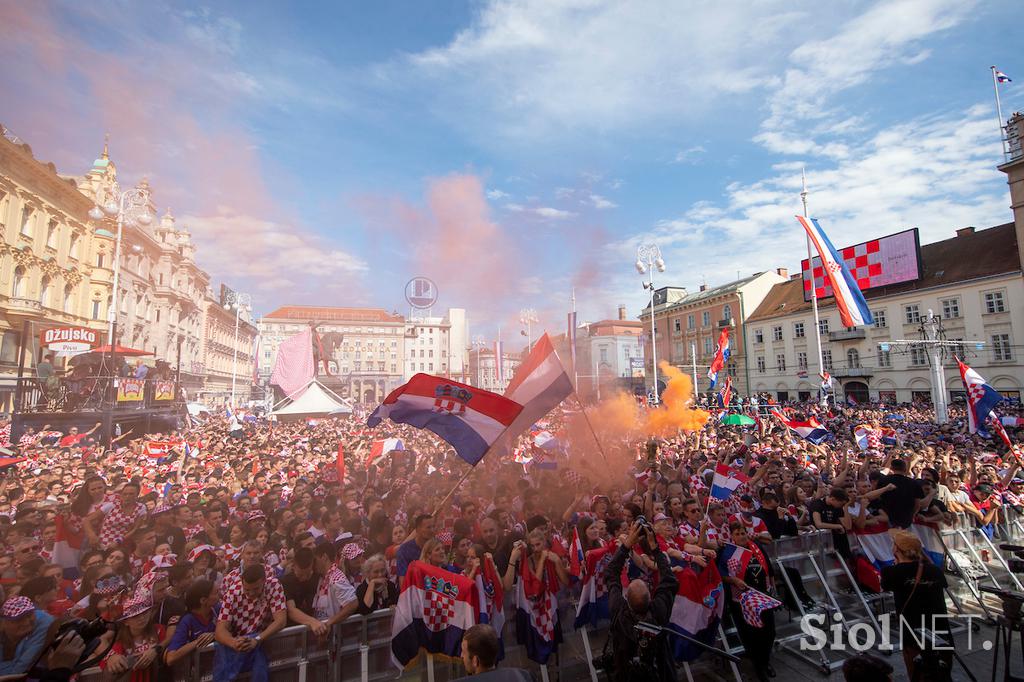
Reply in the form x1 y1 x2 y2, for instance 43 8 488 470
740 588 782 628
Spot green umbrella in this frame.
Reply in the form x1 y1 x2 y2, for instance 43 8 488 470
720 414 756 426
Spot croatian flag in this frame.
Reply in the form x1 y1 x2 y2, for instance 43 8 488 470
367 438 405 468
851 516 895 570
739 588 782 628
996 69 1012 84
854 425 897 450
514 558 561 664
797 216 873 327
52 514 84 579
958 358 1004 439
719 543 752 579
912 521 946 567
473 555 506 660
717 376 733 409
710 463 748 501
391 561 479 669
569 528 585 580
493 333 574 457
670 563 724 662
1003 417 1024 428
368 374 523 466
574 543 616 628
772 410 832 445
707 328 731 389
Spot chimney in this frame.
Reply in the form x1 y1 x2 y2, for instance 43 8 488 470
617 304 627 321
776 267 788 278
699 284 707 292
955 226 976 237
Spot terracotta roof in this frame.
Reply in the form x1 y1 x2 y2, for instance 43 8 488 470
747 223 1020 322
264 305 404 323
588 320 644 336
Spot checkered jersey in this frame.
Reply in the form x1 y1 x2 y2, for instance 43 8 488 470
98 502 147 549
218 575 286 636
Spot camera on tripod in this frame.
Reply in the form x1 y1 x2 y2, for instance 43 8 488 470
999 544 1024 575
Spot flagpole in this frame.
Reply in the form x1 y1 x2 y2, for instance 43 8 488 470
992 66 1009 162
574 390 612 468
801 168 827 407
571 288 578 391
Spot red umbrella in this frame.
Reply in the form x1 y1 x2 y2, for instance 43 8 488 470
92 345 154 356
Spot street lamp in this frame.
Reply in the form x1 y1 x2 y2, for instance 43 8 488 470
88 182 153 343
224 291 252 409
519 308 538 353
471 335 487 387
636 243 666 404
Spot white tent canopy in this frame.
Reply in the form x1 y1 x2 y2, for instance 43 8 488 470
271 380 353 418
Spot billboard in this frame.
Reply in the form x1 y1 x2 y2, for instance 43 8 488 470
630 357 646 378
801 228 921 302
40 326 99 356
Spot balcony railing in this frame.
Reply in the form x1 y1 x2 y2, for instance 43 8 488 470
828 328 866 341
831 366 873 378
7 297 42 313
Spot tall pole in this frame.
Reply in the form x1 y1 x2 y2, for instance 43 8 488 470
691 341 698 401
649 264 659 404
571 288 578 391
926 311 949 424
230 304 240 409
801 168 827 406
992 66 1009 162
108 203 125 342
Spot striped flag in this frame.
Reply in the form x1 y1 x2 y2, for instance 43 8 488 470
391 561 478 669
797 216 873 327
996 69 1012 84
710 464 748 501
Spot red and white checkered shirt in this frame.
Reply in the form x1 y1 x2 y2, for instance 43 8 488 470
98 502 147 549
218 575 286 636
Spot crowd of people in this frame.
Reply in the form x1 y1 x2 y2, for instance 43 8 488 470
0 393 1021 681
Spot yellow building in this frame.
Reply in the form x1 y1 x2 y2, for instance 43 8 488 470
0 125 110 410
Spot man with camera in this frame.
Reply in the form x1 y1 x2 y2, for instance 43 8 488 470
603 519 678 682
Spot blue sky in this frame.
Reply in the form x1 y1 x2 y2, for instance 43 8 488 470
1 0 1021 341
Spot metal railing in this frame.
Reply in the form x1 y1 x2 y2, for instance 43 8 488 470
14 376 183 414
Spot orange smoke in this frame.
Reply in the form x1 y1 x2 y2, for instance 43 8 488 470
643 362 709 436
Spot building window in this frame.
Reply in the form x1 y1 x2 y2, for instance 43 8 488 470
878 349 891 367
11 267 26 298
797 352 808 370
776 354 786 372
703 337 713 355
794 322 804 338
722 304 732 321
687 314 695 330
910 348 927 366
96 252 104 268
818 319 829 335
69 233 80 260
46 220 58 248
63 285 73 313
941 298 960 319
847 349 860 368
600 347 609 364
92 299 101 320
701 311 710 327
756 356 766 374
754 329 763 344
993 334 1013 361
985 291 1007 314
391 364 397 373
20 207 33 236
873 310 886 328
772 326 783 342
822 349 833 371
904 304 920 324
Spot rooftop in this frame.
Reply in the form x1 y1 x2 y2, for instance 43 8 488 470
747 223 1020 322
264 305 405 323
642 272 769 313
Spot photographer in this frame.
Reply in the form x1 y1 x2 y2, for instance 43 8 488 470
603 520 677 682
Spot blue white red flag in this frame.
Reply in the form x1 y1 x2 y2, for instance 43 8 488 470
1003 417 1024 428
710 463 748 501
707 327 731 389
957 358 1004 439
739 588 782 627
391 561 479 669
911 521 946 567
851 516 894 570
367 438 405 468
717 376 732 409
772 410 832 445
368 374 523 466
797 216 873 327
492 333 574 457
996 69 1012 84
574 543 616 628
569 528 585 580
669 563 724 662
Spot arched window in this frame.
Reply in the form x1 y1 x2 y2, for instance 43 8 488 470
69 233 80 259
722 304 732 321
39 276 52 307
847 349 860 368
12 266 26 298
63 284 74 313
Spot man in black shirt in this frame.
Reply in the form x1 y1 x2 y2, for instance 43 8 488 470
810 487 851 560
280 548 328 637
754 491 799 539
875 459 924 529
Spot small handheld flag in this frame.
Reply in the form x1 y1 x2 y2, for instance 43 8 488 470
739 588 782 627
710 463 748 501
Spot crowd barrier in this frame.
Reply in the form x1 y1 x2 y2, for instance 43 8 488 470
75 512 1024 682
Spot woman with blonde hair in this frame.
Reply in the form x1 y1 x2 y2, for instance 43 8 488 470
419 538 458 573
881 531 951 680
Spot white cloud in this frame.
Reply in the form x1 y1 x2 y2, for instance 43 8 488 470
486 188 509 199
505 203 576 219
588 193 617 209
674 145 706 164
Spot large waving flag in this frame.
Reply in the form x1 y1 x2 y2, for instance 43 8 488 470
958 358 1004 439
707 327 731 389
797 216 873 327
772 410 832 445
710 464 748 501
391 561 479 669
368 374 523 466
716 376 733 409
669 563 724 662
270 329 316 399
492 333 574 457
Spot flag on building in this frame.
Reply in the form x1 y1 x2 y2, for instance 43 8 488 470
797 216 873 327
270 329 316 399
996 69 1012 83
772 410 832 445
707 327 731 389
739 588 782 628
710 464 748 501
669 563 724 662
957 357 1004 439
492 333 574 458
366 438 405 468
574 543 616 628
368 374 523 466
391 561 479 669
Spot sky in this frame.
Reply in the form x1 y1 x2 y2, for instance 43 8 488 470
1 0 1022 345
